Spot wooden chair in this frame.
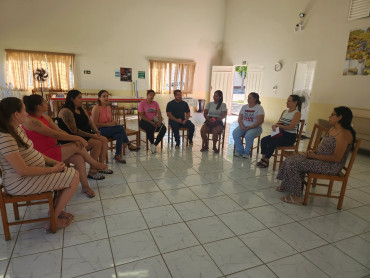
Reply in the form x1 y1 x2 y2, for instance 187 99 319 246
233 135 261 158
140 127 164 151
0 171 56 240
303 139 361 210
280 123 330 164
273 119 305 170
168 125 189 146
206 116 227 151
111 107 140 155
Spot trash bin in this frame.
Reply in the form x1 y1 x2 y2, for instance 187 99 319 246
197 99 206 112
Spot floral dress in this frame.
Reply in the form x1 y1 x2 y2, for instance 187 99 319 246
276 134 351 196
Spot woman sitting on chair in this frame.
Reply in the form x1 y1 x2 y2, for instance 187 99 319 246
22 94 108 198
138 90 167 154
277 106 356 205
257 95 301 168
91 90 139 163
0 97 79 230
232 92 264 158
200 90 227 153
57 90 113 179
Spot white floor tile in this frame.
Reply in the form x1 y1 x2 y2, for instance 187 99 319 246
247 205 294 227
212 180 249 194
228 191 269 209
7 249 61 278
151 222 199 253
64 217 108 247
267 254 328 278
271 222 327 252
303 245 370 278
0 260 8 278
204 237 263 275
218 210 265 235
163 246 223 278
240 229 297 263
116 256 171 278
62 239 113 278
187 216 234 244
67 200 104 222
189 184 225 198
105 211 147 237
0 233 16 260
77 268 117 278
134 191 170 209
110 230 160 266
153 177 186 190
226 265 277 278
174 200 214 221
348 205 370 222
141 205 182 228
202 195 243 214
128 180 160 194
162 188 199 203
98 183 131 199
334 236 370 268
101 196 139 216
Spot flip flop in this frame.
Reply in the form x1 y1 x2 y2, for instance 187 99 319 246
275 186 286 192
281 195 303 205
257 159 269 168
114 155 126 164
200 148 209 152
44 217 72 233
58 211 74 220
98 169 113 174
87 173 105 180
81 188 96 198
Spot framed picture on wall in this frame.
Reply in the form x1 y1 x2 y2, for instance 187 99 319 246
120 67 132 81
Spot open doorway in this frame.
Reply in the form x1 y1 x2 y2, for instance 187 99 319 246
292 61 316 131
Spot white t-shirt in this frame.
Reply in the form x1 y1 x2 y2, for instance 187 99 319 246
239 104 264 127
206 102 227 117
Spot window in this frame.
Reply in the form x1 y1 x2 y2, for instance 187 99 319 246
150 60 196 95
5 49 75 91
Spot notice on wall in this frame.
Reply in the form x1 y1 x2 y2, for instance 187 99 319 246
343 27 370 76
120 68 132 82
138 71 145 79
115 70 120 77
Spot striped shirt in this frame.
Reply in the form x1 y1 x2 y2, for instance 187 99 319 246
280 109 300 134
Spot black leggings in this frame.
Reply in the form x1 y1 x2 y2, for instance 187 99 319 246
139 119 167 145
260 132 297 159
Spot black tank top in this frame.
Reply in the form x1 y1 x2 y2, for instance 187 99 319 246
57 107 92 142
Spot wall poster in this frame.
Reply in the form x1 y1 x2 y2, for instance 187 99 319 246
343 27 370 76
120 67 132 81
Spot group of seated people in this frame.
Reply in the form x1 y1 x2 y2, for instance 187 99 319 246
0 88 356 231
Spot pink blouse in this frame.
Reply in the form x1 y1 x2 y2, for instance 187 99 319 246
96 105 112 123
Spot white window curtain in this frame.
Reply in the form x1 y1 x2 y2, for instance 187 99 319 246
150 60 195 94
6 49 75 91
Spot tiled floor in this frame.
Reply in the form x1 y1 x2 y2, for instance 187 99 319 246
1 114 370 278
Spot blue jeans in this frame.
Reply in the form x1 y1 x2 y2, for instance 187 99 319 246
232 126 262 155
99 125 129 156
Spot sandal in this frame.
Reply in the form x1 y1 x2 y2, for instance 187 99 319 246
59 211 74 220
128 144 140 151
114 155 126 164
257 159 269 168
81 187 96 198
281 195 303 205
200 147 209 152
87 173 105 180
44 217 72 233
275 186 286 192
98 169 113 174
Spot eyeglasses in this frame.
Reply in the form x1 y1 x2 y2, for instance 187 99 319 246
330 113 337 117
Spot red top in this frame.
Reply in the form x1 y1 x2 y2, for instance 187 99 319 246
23 115 62 161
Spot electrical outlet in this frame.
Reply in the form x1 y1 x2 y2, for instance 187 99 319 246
84 70 91 74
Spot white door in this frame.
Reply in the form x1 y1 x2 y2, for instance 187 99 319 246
244 65 264 102
292 61 316 130
210 66 234 113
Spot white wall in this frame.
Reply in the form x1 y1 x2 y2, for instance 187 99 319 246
0 0 225 99
222 0 370 109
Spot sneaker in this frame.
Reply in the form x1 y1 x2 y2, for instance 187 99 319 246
150 143 157 154
243 154 250 159
175 144 180 149
234 152 242 157
189 140 193 145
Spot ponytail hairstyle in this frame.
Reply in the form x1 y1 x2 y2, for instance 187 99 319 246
250 92 261 105
23 94 43 114
97 90 109 106
334 106 356 149
63 90 82 111
214 90 223 110
289 94 302 112
0 97 29 148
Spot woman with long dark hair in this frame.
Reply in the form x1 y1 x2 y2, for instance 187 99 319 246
200 90 227 153
22 94 108 198
91 90 139 163
232 92 265 158
0 97 79 230
277 106 356 205
257 94 301 168
57 90 113 180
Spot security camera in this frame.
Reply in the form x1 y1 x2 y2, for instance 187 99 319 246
299 13 305 18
